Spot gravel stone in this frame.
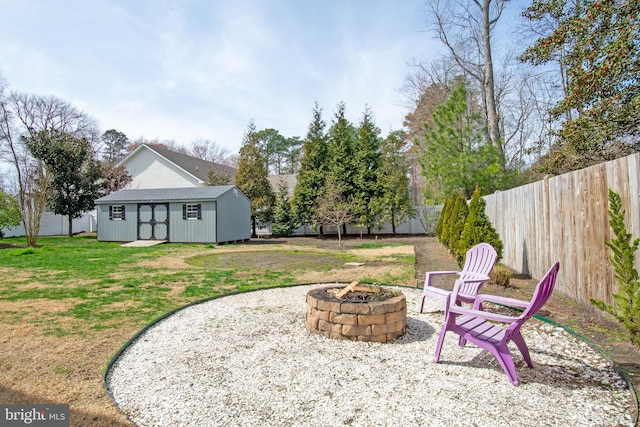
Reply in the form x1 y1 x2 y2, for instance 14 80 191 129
107 285 634 427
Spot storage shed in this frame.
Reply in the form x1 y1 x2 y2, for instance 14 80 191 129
95 186 251 244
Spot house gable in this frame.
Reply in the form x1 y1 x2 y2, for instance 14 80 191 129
119 144 237 190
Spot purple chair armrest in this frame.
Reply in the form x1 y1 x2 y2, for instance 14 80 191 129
457 273 490 283
426 271 459 279
448 305 520 324
473 294 529 310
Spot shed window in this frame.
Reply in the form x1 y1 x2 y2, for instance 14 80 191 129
109 205 126 220
183 204 202 220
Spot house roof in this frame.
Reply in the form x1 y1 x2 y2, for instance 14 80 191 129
121 144 237 183
95 186 237 203
267 174 297 197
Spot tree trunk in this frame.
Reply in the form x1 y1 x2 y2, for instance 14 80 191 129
481 0 505 169
251 216 257 238
68 215 73 237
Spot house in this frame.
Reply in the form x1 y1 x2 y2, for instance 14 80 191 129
120 144 236 189
1 145 241 239
95 186 250 244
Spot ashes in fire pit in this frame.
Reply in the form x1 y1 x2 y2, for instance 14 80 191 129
305 282 407 343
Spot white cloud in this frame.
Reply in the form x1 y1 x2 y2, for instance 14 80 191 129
0 0 438 153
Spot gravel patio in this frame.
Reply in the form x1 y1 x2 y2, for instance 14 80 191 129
107 284 634 426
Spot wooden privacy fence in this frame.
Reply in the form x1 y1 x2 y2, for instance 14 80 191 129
484 152 640 305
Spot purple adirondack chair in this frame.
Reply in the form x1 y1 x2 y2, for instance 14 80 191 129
418 242 498 313
433 262 560 386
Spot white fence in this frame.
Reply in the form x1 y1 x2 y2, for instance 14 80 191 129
257 206 439 237
2 210 97 238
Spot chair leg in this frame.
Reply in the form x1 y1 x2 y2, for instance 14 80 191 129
433 326 447 363
418 295 425 313
511 333 533 368
491 345 519 386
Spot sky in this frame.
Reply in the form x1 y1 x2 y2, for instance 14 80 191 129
0 0 440 154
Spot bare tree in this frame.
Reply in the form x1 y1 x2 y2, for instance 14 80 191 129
0 90 98 246
315 181 357 248
426 0 509 168
189 138 232 164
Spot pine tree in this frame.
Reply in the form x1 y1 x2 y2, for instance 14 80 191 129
235 120 275 237
375 130 415 235
291 103 329 232
417 82 501 202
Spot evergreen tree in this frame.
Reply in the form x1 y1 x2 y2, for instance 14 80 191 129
435 194 452 241
101 130 132 192
458 185 503 265
375 130 415 235
101 129 129 164
352 107 383 234
325 102 357 235
447 192 469 256
271 180 296 237
292 103 329 232
235 120 275 237
592 189 640 345
24 129 107 237
205 167 231 186
418 82 502 202
439 193 454 247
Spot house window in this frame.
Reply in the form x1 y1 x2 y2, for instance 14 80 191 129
109 205 126 220
182 204 202 220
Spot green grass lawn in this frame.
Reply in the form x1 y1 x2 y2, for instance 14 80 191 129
0 235 415 336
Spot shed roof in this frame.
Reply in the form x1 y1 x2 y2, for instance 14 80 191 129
95 186 237 203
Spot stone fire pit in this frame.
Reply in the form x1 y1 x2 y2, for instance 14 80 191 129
305 282 407 342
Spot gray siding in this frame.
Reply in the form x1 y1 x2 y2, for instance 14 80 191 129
96 203 138 242
169 201 216 243
216 189 251 243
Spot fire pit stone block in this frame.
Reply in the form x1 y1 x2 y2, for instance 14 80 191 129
305 286 407 343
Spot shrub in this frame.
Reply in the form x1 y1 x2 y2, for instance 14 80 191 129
437 194 455 247
271 181 297 237
490 264 512 287
435 196 451 241
447 193 468 257
457 185 503 265
591 189 640 346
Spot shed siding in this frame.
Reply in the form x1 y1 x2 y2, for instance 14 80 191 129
216 189 251 243
124 149 201 189
96 203 137 242
169 201 216 243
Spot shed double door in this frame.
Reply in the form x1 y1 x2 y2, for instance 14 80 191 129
137 203 169 240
